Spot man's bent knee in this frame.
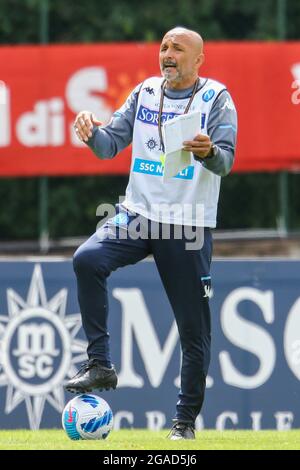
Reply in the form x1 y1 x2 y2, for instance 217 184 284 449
73 245 109 278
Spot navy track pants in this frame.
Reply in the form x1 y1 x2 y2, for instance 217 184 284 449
73 208 212 424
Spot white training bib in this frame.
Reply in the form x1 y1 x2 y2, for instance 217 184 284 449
122 76 226 227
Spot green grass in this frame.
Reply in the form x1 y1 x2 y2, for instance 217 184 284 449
0 429 300 450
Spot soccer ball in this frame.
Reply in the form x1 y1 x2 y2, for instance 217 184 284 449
62 393 113 440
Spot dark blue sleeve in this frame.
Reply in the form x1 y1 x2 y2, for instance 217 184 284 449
196 89 238 176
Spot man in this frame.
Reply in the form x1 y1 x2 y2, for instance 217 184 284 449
65 27 237 440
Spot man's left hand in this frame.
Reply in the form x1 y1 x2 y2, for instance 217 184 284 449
183 134 212 158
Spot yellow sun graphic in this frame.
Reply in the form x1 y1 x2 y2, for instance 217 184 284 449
106 71 147 109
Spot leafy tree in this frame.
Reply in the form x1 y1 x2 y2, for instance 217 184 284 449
0 0 299 44
0 0 299 239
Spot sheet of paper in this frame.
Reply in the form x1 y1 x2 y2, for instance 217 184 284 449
162 110 201 181
162 149 191 181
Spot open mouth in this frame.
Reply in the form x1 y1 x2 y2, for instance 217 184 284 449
163 63 177 69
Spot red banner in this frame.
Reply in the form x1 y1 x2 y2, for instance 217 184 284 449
0 42 300 176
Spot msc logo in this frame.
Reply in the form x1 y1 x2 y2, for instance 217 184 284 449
13 320 60 380
146 137 159 151
0 264 87 429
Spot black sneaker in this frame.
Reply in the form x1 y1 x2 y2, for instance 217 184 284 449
64 359 118 393
168 422 195 440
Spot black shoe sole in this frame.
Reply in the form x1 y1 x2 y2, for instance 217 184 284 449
168 435 195 440
65 377 118 394
65 384 117 394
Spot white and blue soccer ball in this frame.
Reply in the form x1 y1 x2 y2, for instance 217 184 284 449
62 394 113 440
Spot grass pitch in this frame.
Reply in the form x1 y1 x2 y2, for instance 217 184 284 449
0 429 300 450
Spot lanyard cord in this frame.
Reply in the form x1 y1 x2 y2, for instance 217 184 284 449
157 77 200 153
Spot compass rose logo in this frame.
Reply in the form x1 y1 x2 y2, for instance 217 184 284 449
146 138 158 151
0 264 87 429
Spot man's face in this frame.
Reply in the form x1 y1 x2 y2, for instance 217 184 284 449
159 32 202 86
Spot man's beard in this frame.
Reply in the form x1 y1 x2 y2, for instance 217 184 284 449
162 67 181 83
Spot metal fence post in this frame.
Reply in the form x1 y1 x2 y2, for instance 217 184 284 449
39 0 49 252
277 0 289 234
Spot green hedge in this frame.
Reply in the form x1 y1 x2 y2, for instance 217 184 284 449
1 0 299 239
1 0 299 44
1 172 299 240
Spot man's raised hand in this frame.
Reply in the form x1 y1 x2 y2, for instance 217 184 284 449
74 111 102 142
